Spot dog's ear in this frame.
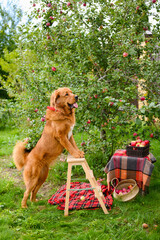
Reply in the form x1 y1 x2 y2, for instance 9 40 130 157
50 90 60 106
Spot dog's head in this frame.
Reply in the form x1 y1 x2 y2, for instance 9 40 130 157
50 87 78 111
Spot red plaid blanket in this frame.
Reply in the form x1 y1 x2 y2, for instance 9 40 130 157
48 182 113 211
104 149 155 192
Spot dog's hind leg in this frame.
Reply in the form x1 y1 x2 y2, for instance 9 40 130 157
21 179 39 208
30 165 49 202
21 166 40 208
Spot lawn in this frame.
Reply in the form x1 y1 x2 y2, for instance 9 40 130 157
0 128 160 240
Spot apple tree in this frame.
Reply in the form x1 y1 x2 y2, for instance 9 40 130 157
1 0 160 162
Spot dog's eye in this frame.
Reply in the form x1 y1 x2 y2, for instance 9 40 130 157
65 93 69 96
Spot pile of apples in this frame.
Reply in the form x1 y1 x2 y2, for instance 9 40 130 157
115 185 133 195
129 139 149 147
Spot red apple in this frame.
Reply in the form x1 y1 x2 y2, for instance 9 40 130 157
136 139 142 143
152 0 156 3
46 22 51 27
51 67 56 71
144 140 149 145
139 143 145 147
140 96 145 101
122 188 126 192
109 102 114 106
123 191 127 195
47 3 52 7
131 141 137 146
140 141 146 147
150 133 154 138
83 3 86 6
49 16 54 20
128 185 133 189
41 117 45 122
133 132 137 136
142 223 148 229
67 2 71 6
143 27 148 31
33 3 36 7
81 142 86 146
87 120 91 124
123 52 128 57
136 6 140 10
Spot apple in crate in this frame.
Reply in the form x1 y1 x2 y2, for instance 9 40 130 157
139 141 146 147
130 141 136 146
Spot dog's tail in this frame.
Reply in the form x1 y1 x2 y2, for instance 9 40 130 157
13 141 30 170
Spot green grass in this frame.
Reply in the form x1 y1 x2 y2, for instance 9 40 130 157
0 128 20 156
0 128 160 240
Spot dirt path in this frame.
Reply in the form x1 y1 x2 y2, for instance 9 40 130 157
0 155 65 199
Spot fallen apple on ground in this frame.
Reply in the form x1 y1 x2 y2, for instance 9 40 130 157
142 223 148 229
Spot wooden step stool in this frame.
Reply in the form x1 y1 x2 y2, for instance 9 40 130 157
64 155 109 216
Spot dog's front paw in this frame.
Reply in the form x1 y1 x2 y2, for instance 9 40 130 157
71 152 82 158
79 150 84 158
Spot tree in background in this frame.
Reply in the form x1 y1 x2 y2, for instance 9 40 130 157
0 0 159 162
0 1 22 98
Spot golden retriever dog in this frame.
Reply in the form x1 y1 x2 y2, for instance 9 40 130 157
13 87 84 208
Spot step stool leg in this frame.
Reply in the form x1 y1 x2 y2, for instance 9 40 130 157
64 163 72 216
82 162 109 214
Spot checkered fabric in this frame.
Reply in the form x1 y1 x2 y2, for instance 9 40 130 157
104 149 156 192
48 182 113 211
